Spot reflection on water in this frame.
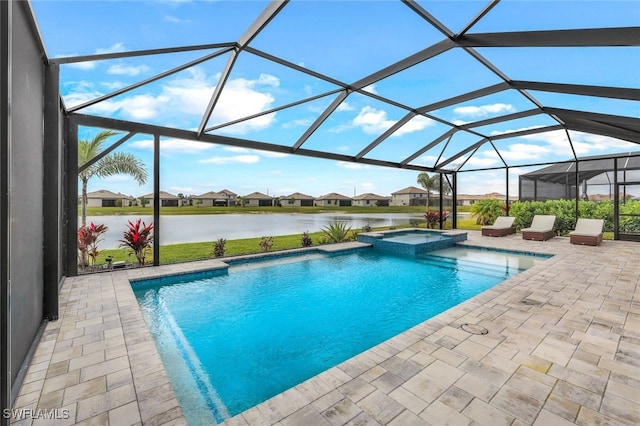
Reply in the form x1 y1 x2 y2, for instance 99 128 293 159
86 213 439 248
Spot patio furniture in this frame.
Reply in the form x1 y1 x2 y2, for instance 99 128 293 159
569 218 604 246
522 215 556 241
481 216 516 237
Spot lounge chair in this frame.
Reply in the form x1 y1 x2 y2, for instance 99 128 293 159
522 215 556 241
569 218 604 246
482 216 516 237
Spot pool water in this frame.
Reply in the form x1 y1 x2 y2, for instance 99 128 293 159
132 247 548 424
382 230 447 244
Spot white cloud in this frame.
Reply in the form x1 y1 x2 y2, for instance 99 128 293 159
95 43 126 55
361 84 377 95
67 62 97 70
336 102 355 112
101 81 127 91
490 125 545 137
454 103 515 118
107 63 150 76
337 161 369 170
164 15 190 24
102 175 131 182
352 106 395 134
64 67 280 133
198 155 260 164
282 118 313 129
360 182 375 191
394 115 434 137
487 143 551 161
463 155 499 168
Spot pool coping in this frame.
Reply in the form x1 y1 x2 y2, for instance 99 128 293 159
12 232 640 425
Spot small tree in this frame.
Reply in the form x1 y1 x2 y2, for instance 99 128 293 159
213 238 226 257
119 219 154 265
259 236 274 252
301 232 313 247
78 222 108 267
139 197 148 208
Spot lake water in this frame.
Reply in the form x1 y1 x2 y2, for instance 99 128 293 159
86 213 435 249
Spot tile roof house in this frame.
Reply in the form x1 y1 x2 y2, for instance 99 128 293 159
84 189 134 207
139 191 180 207
194 190 237 207
281 192 315 207
315 192 352 207
390 186 428 206
352 193 390 207
242 192 274 207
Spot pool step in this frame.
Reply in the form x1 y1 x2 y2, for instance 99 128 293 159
418 255 520 279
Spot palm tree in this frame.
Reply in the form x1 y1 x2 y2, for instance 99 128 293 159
417 172 439 211
79 130 148 227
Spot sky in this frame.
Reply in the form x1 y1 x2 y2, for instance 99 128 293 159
30 0 640 198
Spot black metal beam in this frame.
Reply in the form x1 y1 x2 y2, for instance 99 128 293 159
401 128 457 166
197 48 239 137
153 135 160 267
49 42 237 65
351 39 455 90
292 90 350 151
437 138 488 169
512 81 640 101
43 63 60 321
355 112 415 159
65 117 79 277
416 82 511 114
0 0 11 418
457 27 640 47
402 0 455 39
458 108 541 130
238 0 288 48
458 0 500 36
70 113 443 172
78 132 136 174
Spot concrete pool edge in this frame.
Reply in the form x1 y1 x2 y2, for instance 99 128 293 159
12 233 640 425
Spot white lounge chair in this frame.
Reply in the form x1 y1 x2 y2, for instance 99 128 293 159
482 216 516 237
569 218 604 246
522 215 556 241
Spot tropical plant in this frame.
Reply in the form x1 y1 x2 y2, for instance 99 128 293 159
78 130 148 227
77 222 108 267
362 223 372 232
259 236 274 252
424 211 451 229
119 219 154 265
321 221 352 243
470 199 504 225
139 196 148 207
301 232 313 247
213 238 226 257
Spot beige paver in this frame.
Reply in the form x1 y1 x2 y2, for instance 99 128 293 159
11 235 640 425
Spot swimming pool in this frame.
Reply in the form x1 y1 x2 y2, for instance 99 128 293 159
132 246 549 424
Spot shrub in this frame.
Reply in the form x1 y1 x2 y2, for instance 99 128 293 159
470 199 504 225
424 211 451 229
213 238 226 257
321 221 352 243
362 223 372 232
259 236 274 252
301 232 313 247
78 222 108 267
119 219 154 265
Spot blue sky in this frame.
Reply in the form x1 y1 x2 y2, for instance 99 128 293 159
31 0 640 198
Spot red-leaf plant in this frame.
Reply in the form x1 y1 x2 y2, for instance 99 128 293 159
424 211 451 229
119 219 154 265
78 222 108 267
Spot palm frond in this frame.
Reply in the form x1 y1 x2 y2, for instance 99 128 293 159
95 153 148 185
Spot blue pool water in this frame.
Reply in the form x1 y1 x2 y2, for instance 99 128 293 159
132 246 548 424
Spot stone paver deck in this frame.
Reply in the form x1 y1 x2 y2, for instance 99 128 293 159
12 232 640 425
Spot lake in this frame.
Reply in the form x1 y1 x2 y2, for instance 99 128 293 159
85 213 435 249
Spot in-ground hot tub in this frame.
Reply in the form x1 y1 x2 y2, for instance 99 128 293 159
357 228 467 255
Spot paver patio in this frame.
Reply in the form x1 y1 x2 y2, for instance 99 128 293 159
12 231 640 425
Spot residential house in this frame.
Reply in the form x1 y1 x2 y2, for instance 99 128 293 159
139 191 180 207
315 193 352 207
194 190 237 207
242 191 274 207
85 189 133 207
282 192 315 207
352 193 390 207
390 186 428 206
